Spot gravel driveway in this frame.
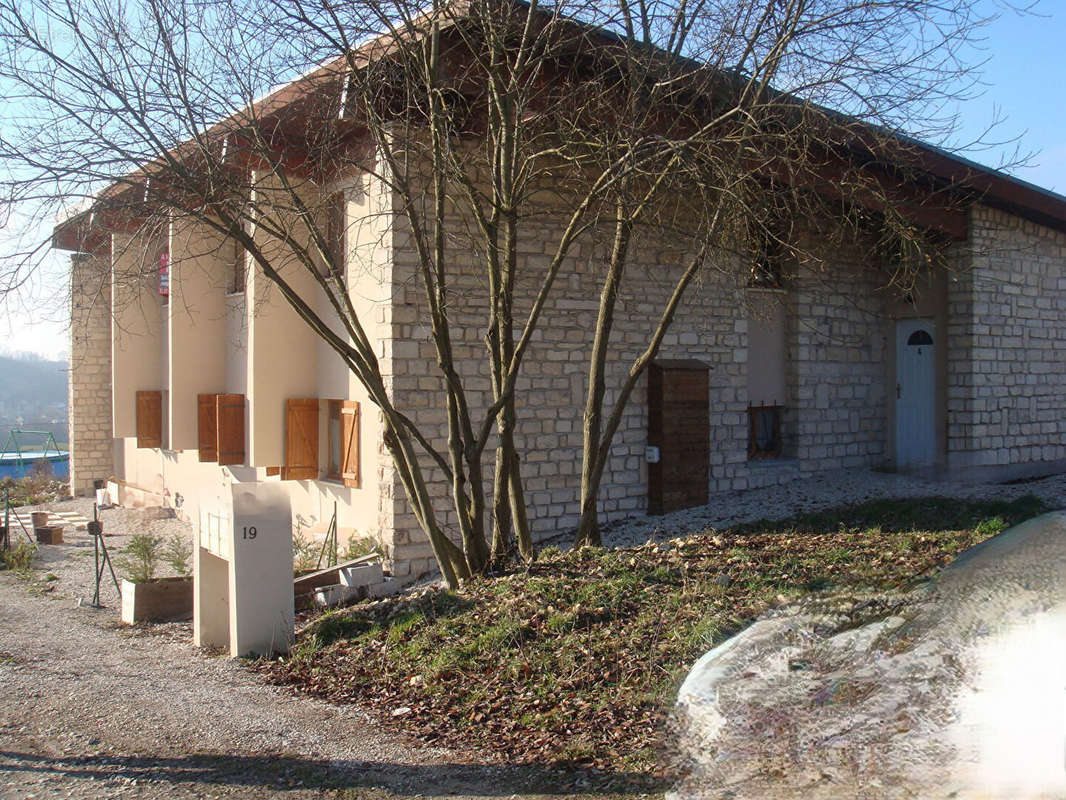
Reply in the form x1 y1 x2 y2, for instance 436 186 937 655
0 502 599 800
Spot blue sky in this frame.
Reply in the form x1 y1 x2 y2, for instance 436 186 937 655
1 0 1064 362
949 1 1066 193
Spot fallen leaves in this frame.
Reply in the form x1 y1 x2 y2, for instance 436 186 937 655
257 494 1047 783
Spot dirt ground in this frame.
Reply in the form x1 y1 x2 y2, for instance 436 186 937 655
0 500 619 800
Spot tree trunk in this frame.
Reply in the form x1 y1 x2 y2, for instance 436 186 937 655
490 442 513 563
576 208 631 547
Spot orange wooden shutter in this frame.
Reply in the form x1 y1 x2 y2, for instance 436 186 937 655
283 398 319 480
197 394 218 462
341 400 360 488
216 394 246 466
135 390 163 448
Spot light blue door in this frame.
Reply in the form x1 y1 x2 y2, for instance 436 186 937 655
895 319 936 468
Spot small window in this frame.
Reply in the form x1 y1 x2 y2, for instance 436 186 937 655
231 238 245 294
326 400 342 480
748 230 784 289
907 330 933 346
321 191 345 278
748 405 783 459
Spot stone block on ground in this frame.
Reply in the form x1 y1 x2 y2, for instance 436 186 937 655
339 562 383 589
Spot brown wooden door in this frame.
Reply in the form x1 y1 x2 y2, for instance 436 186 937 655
648 360 709 515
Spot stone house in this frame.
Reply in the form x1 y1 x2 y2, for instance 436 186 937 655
57 33 1066 582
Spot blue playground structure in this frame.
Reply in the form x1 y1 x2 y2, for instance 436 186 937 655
0 429 69 480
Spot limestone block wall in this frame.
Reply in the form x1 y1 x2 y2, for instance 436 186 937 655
384 211 750 572
69 252 115 496
947 205 1066 472
380 197 900 570
788 250 890 475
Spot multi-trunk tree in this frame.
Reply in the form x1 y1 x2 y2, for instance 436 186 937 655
0 0 1007 584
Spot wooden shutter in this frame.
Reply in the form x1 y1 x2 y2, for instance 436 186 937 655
197 394 218 462
283 398 319 480
136 390 163 449
216 394 246 466
341 401 360 488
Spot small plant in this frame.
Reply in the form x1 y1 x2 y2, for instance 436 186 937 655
115 533 163 583
292 526 317 573
343 532 383 562
974 515 1007 538
0 474 68 507
1 541 37 573
163 533 193 577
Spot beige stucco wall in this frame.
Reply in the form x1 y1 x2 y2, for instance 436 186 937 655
104 166 399 565
168 219 229 450
245 174 320 468
111 231 166 439
282 165 396 550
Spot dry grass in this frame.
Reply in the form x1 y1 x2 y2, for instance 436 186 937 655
260 494 1047 789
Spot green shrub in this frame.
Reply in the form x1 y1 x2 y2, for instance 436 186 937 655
1 541 36 572
343 532 382 562
163 533 193 577
115 534 163 583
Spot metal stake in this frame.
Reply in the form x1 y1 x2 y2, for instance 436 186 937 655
86 503 119 608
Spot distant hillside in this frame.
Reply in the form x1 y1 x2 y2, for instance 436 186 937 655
0 355 69 424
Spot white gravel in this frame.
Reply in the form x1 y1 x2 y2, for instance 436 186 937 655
600 468 1066 547
19 497 193 608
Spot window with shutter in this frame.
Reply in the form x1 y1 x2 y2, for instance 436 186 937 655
283 398 319 480
341 400 360 488
136 390 163 449
216 394 246 466
197 394 218 462
231 238 246 294
322 191 345 278
325 400 342 480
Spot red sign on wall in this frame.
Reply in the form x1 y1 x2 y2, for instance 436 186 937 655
158 250 170 297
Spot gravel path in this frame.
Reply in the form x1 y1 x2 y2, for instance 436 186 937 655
0 503 600 800
600 467 1066 546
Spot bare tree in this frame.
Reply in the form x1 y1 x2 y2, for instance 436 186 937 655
0 0 1015 580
